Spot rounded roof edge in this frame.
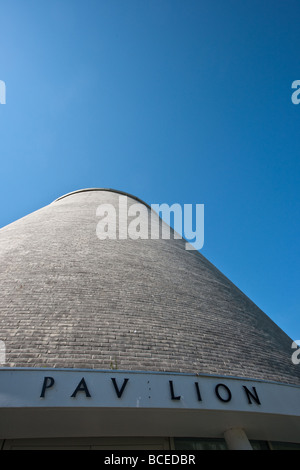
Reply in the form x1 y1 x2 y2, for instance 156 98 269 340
52 188 152 210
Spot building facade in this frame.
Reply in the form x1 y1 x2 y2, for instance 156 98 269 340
0 188 299 450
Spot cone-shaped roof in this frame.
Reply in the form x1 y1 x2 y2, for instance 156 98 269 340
0 189 298 385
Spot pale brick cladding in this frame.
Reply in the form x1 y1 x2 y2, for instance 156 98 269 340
0 189 298 386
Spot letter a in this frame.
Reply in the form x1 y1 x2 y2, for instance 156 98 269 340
71 377 91 398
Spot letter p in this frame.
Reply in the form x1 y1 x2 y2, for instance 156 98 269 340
40 376 55 398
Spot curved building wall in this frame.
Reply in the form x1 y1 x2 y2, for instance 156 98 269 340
0 189 298 386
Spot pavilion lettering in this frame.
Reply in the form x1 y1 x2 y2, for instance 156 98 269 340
40 376 261 406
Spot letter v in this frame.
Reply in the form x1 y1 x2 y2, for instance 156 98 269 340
111 378 129 398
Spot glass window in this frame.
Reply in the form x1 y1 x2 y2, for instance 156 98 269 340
174 437 227 450
269 441 300 450
250 440 270 450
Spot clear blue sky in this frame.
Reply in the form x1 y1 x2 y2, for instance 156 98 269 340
0 0 299 341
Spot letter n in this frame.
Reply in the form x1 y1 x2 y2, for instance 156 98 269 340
243 386 261 405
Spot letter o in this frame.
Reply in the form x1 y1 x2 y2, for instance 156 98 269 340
215 383 232 402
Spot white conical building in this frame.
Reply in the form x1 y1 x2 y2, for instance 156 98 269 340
0 189 299 450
